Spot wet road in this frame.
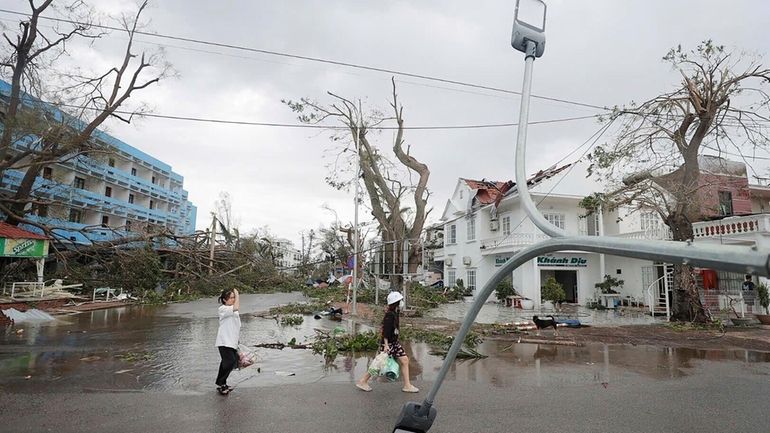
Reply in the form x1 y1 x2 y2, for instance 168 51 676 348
2 293 770 432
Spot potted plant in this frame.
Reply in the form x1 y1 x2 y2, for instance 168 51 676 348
495 277 518 304
541 277 566 311
755 282 770 325
724 294 753 326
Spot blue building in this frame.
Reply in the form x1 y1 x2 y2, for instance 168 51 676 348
0 80 197 245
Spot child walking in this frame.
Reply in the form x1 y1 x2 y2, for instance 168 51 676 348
356 291 419 393
215 288 240 395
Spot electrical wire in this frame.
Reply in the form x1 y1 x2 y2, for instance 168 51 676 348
0 8 609 112
41 101 605 130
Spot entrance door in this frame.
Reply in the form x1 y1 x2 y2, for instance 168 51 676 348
554 270 578 303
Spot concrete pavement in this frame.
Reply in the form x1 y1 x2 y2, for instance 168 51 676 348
2 360 769 433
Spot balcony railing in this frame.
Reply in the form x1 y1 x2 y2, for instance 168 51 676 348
693 214 770 239
609 226 672 241
479 232 550 253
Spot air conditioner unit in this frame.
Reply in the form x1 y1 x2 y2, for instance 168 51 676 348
463 256 472 266
489 220 499 231
445 258 453 266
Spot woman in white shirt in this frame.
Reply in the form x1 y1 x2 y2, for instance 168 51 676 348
215 288 240 395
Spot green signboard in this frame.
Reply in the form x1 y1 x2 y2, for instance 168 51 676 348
0 238 49 258
537 256 588 267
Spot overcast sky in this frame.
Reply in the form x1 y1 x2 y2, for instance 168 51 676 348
4 0 770 246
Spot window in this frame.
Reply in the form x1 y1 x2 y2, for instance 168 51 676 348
640 212 658 231
105 186 112 197
446 224 457 245
108 158 115 167
466 215 476 241
125 220 132 231
42 167 53 180
68 209 82 223
101 215 109 227
151 176 156 184
74 177 85 189
502 215 511 236
585 213 600 236
131 168 137 176
149 200 155 210
718 191 733 216
543 213 565 230
466 269 477 291
128 194 134 204
447 268 456 288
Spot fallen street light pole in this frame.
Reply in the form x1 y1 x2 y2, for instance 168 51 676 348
392 1 769 431
392 236 770 432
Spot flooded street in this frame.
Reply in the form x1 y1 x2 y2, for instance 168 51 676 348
2 293 769 397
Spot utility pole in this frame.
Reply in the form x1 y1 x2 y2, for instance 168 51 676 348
351 119 361 315
209 213 217 275
402 237 409 308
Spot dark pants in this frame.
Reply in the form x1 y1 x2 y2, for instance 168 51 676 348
216 346 238 387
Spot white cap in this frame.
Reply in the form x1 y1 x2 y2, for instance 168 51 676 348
387 291 404 305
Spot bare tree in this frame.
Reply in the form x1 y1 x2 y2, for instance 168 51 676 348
587 40 770 322
284 79 431 289
0 1 171 227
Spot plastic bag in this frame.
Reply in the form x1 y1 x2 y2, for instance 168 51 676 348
238 344 259 369
367 352 389 376
382 356 400 381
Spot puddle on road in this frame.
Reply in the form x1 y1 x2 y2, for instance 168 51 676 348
428 299 663 326
1 293 768 394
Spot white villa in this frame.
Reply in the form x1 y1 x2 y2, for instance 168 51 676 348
433 158 769 312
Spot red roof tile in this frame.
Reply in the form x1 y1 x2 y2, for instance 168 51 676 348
462 163 572 207
0 222 49 240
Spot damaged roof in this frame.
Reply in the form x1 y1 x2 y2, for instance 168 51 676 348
462 163 573 207
0 222 49 240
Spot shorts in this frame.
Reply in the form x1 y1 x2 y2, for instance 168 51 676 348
381 341 406 358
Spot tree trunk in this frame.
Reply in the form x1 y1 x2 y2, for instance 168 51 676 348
6 162 44 225
666 212 708 322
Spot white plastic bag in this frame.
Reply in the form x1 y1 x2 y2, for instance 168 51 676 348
238 344 259 369
367 352 389 376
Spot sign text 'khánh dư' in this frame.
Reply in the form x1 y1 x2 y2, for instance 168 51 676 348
537 256 588 267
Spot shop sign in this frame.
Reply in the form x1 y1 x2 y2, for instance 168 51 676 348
537 256 587 267
494 255 512 267
0 238 49 257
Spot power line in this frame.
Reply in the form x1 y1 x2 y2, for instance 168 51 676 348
44 101 603 130
0 8 609 112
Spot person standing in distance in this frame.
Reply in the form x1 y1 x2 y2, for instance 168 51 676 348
743 274 756 291
356 291 419 393
215 288 240 395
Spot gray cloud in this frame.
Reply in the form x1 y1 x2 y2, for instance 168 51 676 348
5 0 769 245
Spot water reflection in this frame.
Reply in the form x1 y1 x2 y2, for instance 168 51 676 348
1 294 768 394
428 300 663 326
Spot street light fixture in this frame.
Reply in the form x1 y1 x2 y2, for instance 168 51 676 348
511 0 546 57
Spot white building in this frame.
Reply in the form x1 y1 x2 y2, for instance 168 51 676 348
434 162 674 306
274 238 301 273
435 158 770 311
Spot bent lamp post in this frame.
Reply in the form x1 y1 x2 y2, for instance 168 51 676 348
392 2 770 432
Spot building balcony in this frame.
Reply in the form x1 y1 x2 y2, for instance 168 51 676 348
692 214 770 240
608 226 672 241
478 232 550 255
433 247 445 260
